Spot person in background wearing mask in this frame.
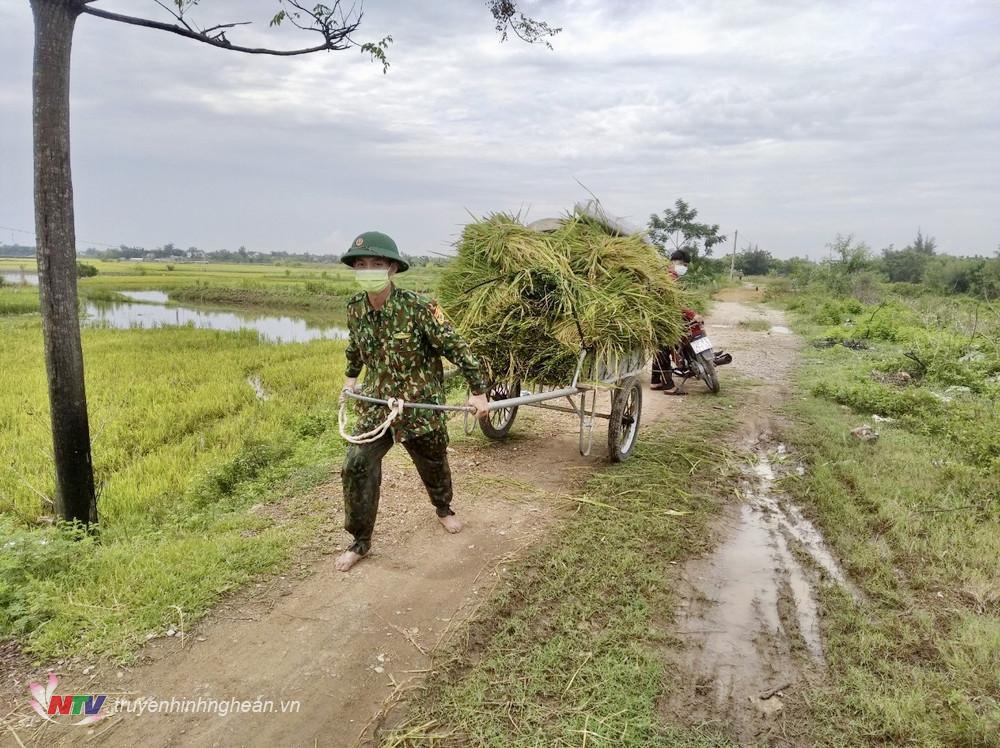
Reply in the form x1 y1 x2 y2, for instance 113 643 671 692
669 249 691 279
651 249 696 395
336 231 490 572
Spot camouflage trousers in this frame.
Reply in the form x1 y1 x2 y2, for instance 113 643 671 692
340 428 454 556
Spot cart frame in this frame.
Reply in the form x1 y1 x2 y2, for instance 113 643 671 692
342 347 648 462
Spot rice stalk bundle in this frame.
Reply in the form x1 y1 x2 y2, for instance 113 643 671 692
438 212 690 385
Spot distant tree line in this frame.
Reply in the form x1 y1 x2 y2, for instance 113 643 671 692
643 198 998 298
2 243 448 267
727 231 1000 299
0 244 36 257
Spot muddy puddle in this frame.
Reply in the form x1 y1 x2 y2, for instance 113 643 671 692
671 437 858 728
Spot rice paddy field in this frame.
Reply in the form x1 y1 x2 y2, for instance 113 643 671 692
1 227 693 663
1 256 442 309
0 257 444 660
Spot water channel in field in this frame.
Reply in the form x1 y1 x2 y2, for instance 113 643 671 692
81 291 347 344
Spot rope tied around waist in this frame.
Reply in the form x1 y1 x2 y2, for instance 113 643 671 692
338 395 406 445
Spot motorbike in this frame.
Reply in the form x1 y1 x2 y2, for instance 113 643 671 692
672 316 732 393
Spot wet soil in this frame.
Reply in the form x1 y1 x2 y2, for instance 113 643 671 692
659 286 858 746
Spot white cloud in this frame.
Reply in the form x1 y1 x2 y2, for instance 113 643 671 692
1 0 998 257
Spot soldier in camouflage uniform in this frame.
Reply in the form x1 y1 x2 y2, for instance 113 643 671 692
336 231 489 572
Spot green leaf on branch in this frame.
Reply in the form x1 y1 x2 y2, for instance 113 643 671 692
360 35 393 74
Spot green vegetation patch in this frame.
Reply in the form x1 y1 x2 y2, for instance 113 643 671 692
771 278 999 746
381 396 742 747
781 394 999 746
774 284 999 471
0 286 39 315
0 313 351 661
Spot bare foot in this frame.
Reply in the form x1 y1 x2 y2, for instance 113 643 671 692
438 514 463 534
335 550 364 572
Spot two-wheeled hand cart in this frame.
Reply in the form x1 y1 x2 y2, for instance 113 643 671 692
340 347 647 462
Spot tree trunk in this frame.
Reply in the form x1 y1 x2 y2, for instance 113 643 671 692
30 0 97 526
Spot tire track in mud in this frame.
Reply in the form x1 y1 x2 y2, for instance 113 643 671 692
660 288 861 746
668 436 860 731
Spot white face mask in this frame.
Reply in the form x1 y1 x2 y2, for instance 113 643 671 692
674 263 688 277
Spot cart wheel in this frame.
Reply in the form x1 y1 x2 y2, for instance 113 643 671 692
608 375 642 462
480 380 520 440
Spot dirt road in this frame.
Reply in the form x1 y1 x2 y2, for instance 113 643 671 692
8 287 820 747
659 289 858 744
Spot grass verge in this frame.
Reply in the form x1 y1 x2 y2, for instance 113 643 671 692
0 286 39 315
379 392 743 747
779 375 999 746
768 282 999 746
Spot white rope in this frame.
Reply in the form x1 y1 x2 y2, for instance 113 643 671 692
339 395 406 445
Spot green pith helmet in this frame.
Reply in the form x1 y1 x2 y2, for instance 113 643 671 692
340 231 409 273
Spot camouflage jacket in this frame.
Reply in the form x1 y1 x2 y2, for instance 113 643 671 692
344 285 488 442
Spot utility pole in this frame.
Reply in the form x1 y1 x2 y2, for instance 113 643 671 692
729 229 738 281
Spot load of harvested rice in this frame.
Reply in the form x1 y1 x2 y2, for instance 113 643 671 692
437 211 690 385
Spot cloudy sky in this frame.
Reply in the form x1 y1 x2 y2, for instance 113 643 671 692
1 0 998 259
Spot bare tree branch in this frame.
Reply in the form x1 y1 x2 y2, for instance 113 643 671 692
486 0 561 48
79 0 555 64
200 21 253 36
80 1 360 56
151 0 195 33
